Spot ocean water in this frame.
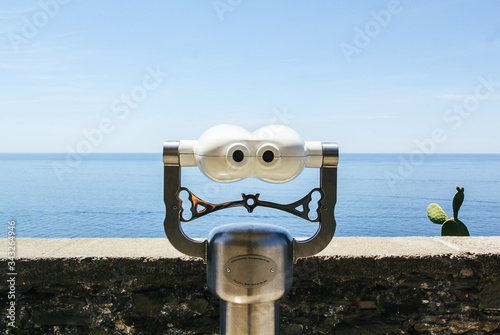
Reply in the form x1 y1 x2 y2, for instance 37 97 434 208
0 153 499 238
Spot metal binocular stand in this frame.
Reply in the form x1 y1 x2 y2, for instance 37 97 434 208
163 125 338 335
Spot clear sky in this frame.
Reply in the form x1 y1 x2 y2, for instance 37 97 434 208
1 0 499 153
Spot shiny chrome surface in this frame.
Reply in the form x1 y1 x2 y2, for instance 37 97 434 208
207 224 292 334
293 142 338 262
321 142 339 167
207 224 293 304
163 141 180 166
163 142 207 261
221 301 280 335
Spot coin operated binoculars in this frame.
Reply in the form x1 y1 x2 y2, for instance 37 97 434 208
163 125 338 335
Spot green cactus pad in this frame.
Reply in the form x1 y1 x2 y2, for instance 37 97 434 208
453 186 465 219
427 203 448 225
441 219 457 236
441 218 470 236
454 219 470 236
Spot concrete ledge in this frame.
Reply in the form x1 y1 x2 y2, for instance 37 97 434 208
4 236 500 259
1 237 499 334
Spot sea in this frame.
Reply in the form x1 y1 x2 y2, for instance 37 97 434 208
1 153 499 239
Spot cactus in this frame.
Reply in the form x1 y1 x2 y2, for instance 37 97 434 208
427 186 470 236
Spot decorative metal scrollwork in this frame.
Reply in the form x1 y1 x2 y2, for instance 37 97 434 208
178 187 324 223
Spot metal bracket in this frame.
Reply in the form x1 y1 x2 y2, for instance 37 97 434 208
163 142 207 262
163 141 338 264
293 143 338 262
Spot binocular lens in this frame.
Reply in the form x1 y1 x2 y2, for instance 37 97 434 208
232 150 244 163
231 149 275 164
262 150 274 163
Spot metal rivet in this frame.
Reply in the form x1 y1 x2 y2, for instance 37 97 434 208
270 268 275 273
323 205 328 210
173 205 178 210
226 268 231 273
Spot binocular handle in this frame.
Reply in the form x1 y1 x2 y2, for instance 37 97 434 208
164 142 208 261
293 143 337 262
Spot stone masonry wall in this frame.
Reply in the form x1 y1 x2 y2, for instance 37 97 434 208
0 237 499 334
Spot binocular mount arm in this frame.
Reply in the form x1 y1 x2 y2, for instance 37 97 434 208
163 141 338 263
164 142 208 261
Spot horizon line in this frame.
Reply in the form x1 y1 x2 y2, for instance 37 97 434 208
1 152 500 155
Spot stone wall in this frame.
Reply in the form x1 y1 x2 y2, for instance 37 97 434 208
1 237 499 334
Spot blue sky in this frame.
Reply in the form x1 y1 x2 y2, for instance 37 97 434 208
1 0 499 153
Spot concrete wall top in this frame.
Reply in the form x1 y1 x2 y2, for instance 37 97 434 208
2 237 499 259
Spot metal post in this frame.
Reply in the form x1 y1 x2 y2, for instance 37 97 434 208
221 301 280 335
207 224 293 335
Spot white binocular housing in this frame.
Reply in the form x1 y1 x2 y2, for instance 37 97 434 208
175 124 323 183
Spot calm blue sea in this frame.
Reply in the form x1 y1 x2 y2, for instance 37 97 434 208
1 153 499 238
